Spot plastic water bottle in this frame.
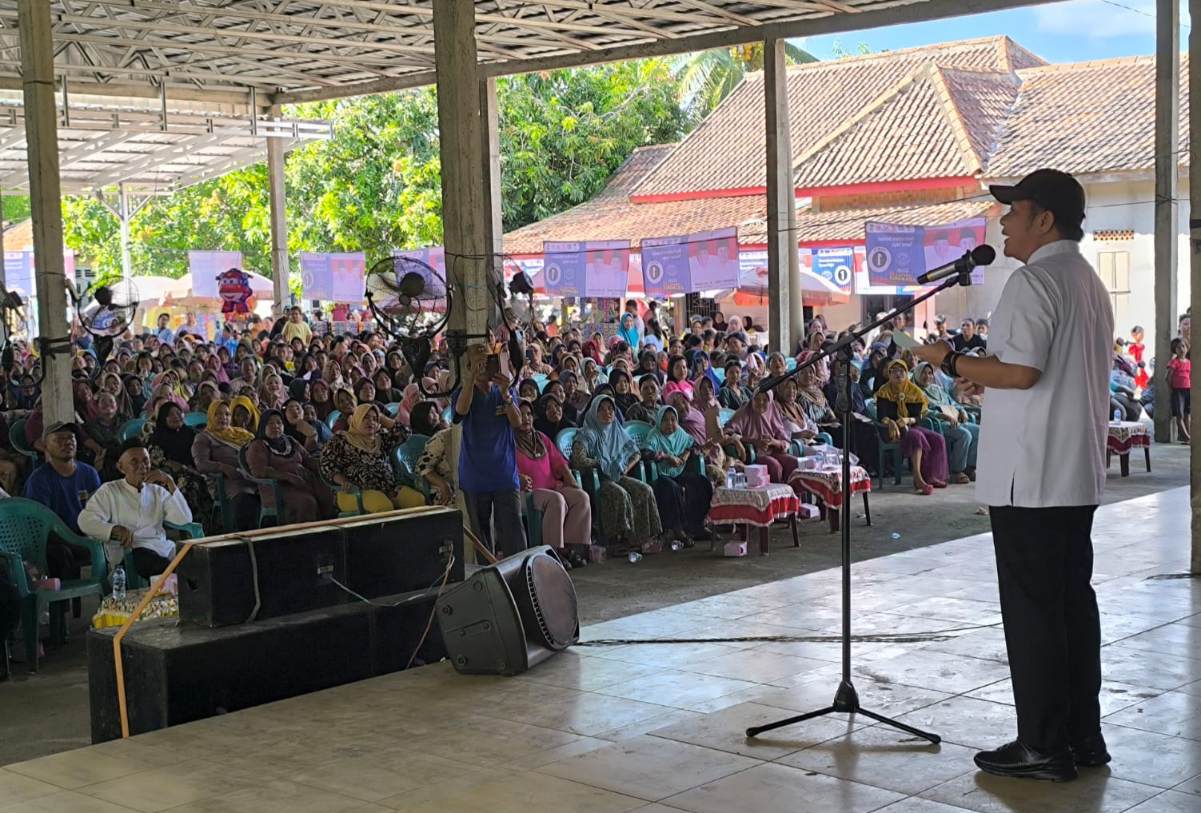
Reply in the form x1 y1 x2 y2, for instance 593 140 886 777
669 540 684 552
725 466 737 489
627 551 643 563
1112 409 1122 422
890 532 901 541
111 565 126 601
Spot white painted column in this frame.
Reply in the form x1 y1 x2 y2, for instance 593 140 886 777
1154 0 1180 444
267 104 290 307
480 76 504 286
118 182 133 282
19 0 73 426
765 38 797 355
1189 0 1201 574
434 0 491 361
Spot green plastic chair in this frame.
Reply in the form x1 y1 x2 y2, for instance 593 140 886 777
392 434 431 500
183 412 208 428
0 498 107 671
865 398 904 488
384 402 400 417
555 427 604 545
238 445 282 528
9 417 39 463
118 418 147 443
717 408 735 428
621 421 655 482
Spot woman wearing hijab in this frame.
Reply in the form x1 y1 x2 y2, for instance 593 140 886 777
559 369 591 418
191 400 260 531
645 405 713 542
913 361 978 482
534 393 572 440
515 401 592 563
570 395 662 549
122 374 147 416
310 379 335 422
229 394 260 434
608 370 639 417
617 312 640 352
396 382 423 428
874 359 949 495
775 377 820 447
319 404 425 514
373 368 399 406
145 401 214 533
543 380 578 426
283 398 327 451
246 409 334 524
723 390 800 484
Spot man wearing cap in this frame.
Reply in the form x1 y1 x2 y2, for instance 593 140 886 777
22 421 102 579
914 169 1113 782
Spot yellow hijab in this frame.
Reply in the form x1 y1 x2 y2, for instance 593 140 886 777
874 359 928 419
342 403 381 453
206 400 255 448
230 395 261 433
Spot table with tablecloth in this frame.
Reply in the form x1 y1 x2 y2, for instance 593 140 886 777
1106 421 1151 477
789 464 873 532
708 483 800 554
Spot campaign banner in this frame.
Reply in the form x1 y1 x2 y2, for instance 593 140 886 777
299 252 365 302
865 218 987 287
812 247 855 292
392 246 447 298
542 240 629 298
2 250 76 297
641 227 738 297
188 250 243 298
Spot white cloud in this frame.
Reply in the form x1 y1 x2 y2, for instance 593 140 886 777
1034 0 1187 39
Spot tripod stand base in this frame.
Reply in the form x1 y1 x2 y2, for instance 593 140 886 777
745 680 941 744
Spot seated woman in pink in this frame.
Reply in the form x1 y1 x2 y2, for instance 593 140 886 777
722 390 799 484
515 401 592 564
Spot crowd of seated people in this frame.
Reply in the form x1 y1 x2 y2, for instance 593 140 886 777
8 296 1167 589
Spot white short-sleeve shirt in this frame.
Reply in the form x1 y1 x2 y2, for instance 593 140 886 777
975 241 1114 508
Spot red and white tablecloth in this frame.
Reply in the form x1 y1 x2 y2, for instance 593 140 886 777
789 464 872 509
708 483 800 528
1107 421 1150 455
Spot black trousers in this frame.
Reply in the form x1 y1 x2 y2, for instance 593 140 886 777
990 505 1101 752
652 471 712 536
131 547 173 580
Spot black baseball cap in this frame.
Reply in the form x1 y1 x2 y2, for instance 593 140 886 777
43 420 79 439
989 169 1086 230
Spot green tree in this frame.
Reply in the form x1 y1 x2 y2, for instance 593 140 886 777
671 41 817 121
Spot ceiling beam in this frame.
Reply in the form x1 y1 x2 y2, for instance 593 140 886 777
85 131 224 188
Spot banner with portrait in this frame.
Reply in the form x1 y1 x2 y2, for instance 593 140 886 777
188 250 243 298
299 252 366 301
865 217 987 287
542 240 630 298
392 246 447 298
641 227 738 297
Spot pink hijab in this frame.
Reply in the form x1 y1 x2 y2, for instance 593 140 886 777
397 382 422 427
725 391 789 440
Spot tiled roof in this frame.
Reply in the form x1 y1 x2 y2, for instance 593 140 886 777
633 36 1044 198
2 219 33 251
988 55 1190 178
738 199 998 245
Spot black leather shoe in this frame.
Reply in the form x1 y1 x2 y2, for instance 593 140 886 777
1071 733 1111 767
974 740 1078 782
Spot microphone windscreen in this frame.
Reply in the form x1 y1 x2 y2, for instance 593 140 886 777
970 245 996 266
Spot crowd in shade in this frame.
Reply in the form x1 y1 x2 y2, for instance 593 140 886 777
0 294 1177 586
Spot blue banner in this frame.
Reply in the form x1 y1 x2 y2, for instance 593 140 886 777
543 240 629 298
812 247 855 292
865 223 926 286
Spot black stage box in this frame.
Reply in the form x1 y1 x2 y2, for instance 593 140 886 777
178 508 463 627
88 586 445 743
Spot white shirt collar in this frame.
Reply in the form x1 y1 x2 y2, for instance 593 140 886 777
1027 240 1081 264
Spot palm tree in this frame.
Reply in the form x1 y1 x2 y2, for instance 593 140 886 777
671 41 818 120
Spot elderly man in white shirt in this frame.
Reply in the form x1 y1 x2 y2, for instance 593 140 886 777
914 169 1113 783
79 441 192 581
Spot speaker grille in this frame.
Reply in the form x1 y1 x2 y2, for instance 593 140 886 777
524 552 577 650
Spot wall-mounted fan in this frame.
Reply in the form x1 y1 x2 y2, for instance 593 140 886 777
365 253 454 397
78 277 139 339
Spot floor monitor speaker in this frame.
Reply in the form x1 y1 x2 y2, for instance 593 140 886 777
436 545 578 675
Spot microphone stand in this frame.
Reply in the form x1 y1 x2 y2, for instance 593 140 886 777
746 265 976 745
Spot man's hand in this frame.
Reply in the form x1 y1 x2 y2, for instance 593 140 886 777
434 481 454 505
145 469 176 493
110 526 134 548
911 341 953 367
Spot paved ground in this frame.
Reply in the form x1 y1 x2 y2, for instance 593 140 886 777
1 486 1195 813
0 442 1187 767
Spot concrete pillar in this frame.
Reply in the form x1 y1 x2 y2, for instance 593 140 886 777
480 77 504 278
1190 0 1201 574
118 182 133 282
764 38 797 355
0 183 6 288
19 0 73 426
434 0 491 363
266 104 290 307
1154 0 1180 444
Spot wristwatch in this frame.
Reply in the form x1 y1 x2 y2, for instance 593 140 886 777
940 350 964 378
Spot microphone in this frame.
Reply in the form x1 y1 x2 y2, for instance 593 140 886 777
915 245 995 285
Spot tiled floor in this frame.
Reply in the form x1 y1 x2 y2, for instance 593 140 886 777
2 488 1197 813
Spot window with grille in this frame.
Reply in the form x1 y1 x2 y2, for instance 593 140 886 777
1096 250 1130 319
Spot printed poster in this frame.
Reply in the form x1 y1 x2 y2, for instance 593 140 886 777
641 227 738 296
300 252 365 302
865 218 987 287
392 246 447 298
542 240 629 298
2 250 76 297
188 250 243 298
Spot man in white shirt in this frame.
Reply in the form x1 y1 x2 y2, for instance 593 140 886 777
914 169 1113 783
79 441 193 581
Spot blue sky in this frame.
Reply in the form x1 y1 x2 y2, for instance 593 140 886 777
801 0 1188 64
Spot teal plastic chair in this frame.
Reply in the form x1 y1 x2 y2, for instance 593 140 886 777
118 418 147 443
183 412 208 428
717 408 735 428
532 373 549 392
392 434 431 500
9 417 39 463
442 406 455 425
621 421 655 482
865 399 903 488
555 428 605 545
713 368 726 383
786 357 798 371
325 409 342 430
238 445 281 528
0 498 107 671
384 402 401 417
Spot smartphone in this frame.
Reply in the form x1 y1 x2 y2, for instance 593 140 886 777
485 353 501 377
